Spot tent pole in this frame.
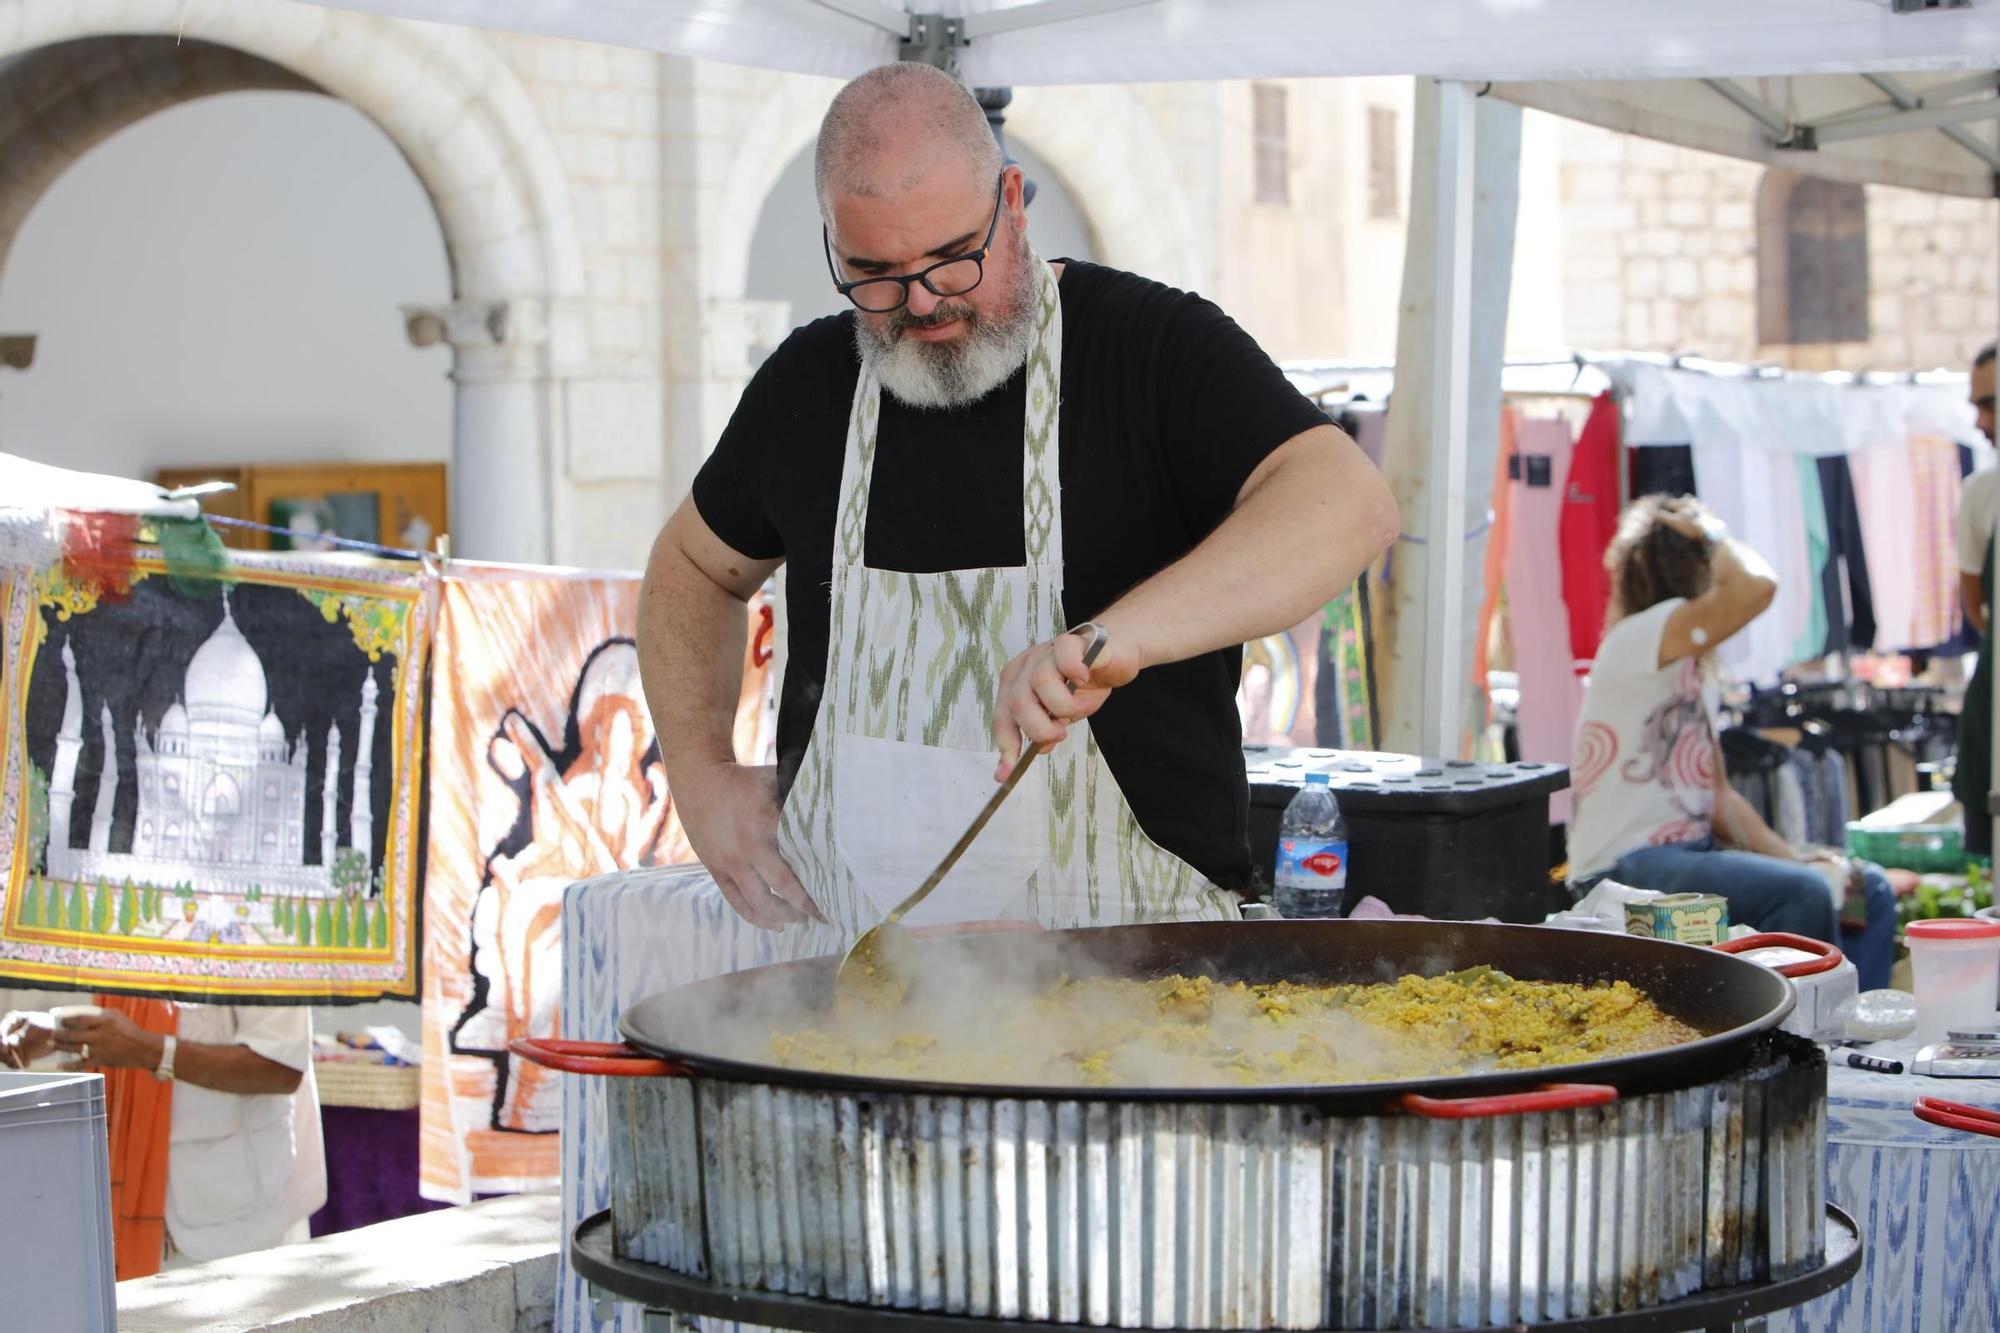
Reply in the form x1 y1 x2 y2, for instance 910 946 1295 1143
1374 80 1522 761
1420 77 1476 760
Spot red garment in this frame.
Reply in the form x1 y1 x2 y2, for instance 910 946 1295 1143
1558 393 1622 668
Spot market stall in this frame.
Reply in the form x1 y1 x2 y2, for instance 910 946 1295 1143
256 4 2000 1331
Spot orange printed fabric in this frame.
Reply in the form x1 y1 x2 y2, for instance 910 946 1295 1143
96 994 177 1279
418 568 772 1202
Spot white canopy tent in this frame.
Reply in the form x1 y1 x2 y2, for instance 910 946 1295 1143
313 0 2000 757
319 0 2000 197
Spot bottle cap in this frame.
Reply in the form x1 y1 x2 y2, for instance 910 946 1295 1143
1305 772 1331 786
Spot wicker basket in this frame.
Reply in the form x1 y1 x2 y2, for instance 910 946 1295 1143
312 1059 419 1111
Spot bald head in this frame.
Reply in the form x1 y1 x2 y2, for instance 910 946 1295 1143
815 63 1003 216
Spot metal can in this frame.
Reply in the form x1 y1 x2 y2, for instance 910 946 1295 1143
1626 892 1730 945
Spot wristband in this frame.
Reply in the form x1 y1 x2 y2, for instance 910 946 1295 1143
153 1034 176 1083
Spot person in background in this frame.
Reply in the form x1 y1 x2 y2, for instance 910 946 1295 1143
1566 496 1897 990
1952 342 1997 859
1 999 324 1271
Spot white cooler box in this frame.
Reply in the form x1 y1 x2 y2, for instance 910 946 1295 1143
0 1070 115 1333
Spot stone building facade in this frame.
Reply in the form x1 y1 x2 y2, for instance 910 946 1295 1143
1554 117 1999 373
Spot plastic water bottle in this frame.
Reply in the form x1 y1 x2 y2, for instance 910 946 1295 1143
1273 772 1349 919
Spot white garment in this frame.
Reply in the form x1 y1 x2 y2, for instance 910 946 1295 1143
165 1005 326 1262
1567 599 1721 882
1958 467 2000 575
1700 439 1805 686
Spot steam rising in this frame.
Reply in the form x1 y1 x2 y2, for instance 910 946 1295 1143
637 926 1698 1093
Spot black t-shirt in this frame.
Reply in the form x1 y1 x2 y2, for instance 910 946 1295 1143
693 260 1328 890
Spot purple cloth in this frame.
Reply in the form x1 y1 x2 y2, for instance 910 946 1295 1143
309 1104 450 1237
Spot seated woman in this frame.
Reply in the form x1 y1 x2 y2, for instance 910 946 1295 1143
1567 496 1896 991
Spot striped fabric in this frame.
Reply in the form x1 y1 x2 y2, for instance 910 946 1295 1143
1906 433 1962 651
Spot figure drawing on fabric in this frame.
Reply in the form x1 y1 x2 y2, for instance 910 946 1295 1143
449 638 675 1134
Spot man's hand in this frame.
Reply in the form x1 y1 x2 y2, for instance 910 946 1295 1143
53 1009 162 1072
676 762 825 930
1 1011 55 1067
992 627 1140 781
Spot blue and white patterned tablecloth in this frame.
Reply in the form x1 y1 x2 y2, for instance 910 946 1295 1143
1769 1039 2000 1333
558 865 783 1333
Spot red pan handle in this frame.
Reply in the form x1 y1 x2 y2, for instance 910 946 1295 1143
1399 1082 1619 1120
509 1037 688 1078
1714 932 1844 978
1914 1096 2000 1139
751 602 775 667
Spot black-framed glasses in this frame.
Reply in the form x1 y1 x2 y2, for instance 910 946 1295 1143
823 171 1006 314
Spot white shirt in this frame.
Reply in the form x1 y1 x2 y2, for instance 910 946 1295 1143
166 1005 326 1262
1957 467 2000 575
1567 599 1722 882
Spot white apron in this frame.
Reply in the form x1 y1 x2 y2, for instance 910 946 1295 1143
773 258 1237 959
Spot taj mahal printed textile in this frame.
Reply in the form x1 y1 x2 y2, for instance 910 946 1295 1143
0 547 429 1002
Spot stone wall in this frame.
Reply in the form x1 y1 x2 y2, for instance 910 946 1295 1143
1556 117 1998 372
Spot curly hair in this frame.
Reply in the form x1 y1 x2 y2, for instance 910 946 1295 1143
1603 495 1713 623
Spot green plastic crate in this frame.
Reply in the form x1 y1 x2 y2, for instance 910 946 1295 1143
1845 822 1963 873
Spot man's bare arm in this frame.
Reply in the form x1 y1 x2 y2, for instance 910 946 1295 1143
637 500 818 928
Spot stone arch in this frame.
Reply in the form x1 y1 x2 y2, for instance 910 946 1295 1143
0 1 582 305
0 1 588 559
709 75 837 305
1005 85 1207 293
0 39 316 276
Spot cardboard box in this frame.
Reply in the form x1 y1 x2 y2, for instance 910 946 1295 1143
1625 893 1729 945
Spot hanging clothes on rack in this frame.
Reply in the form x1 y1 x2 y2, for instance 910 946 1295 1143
1689 402 1801 684
1558 392 1621 669
1721 727 1795 830
1906 432 1964 651
1815 454 1877 656
1847 434 1920 654
1474 408 1519 711
1792 457 1830 665
1503 414 1584 824
1628 444 1697 499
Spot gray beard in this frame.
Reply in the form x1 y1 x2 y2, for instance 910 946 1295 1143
854 248 1040 411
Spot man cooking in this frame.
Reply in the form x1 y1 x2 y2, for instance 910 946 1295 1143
638 63 1398 944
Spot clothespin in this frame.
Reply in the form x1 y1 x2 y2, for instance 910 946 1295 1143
420 532 450 582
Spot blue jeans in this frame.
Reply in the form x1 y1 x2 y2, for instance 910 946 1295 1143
1605 840 1897 991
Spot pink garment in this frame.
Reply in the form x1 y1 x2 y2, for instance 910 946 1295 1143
1848 438 1918 652
1906 433 1961 649
1504 416 1585 824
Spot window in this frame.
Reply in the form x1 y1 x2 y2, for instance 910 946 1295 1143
1757 170 1869 345
264 781 279 803
1253 83 1290 206
163 772 179 793
1367 106 1400 221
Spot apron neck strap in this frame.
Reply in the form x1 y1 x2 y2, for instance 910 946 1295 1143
835 257 1064 569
